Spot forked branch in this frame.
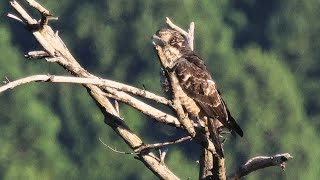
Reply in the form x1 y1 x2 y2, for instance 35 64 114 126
7 1 180 179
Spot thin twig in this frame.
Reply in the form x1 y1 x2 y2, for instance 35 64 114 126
188 22 195 50
99 138 138 155
27 0 50 15
228 153 293 180
39 6 57 26
25 51 50 59
166 17 189 38
27 0 59 25
4 76 10 84
7 13 25 24
114 100 120 115
10 0 57 55
166 17 194 50
135 136 192 153
10 0 37 24
159 148 168 164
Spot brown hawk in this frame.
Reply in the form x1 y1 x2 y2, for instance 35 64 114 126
153 28 243 156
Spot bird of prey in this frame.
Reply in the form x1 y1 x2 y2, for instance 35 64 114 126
153 28 243 156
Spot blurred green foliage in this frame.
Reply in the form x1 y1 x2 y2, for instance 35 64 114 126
0 0 319 179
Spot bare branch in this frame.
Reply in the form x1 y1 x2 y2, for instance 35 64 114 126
0 75 48 92
45 57 66 63
199 149 225 180
102 88 181 128
166 17 195 50
101 82 171 106
3 76 11 84
166 17 189 38
26 0 50 15
10 0 37 24
27 0 59 26
135 136 192 153
99 138 138 155
159 148 168 164
188 22 195 50
0 74 181 128
7 13 25 24
25 51 50 59
228 153 293 180
0 74 169 105
7 1 182 179
114 100 120 115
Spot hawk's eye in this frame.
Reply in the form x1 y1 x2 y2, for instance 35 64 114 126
170 38 177 46
169 37 179 46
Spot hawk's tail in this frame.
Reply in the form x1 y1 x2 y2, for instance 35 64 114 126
218 91 244 137
226 110 243 137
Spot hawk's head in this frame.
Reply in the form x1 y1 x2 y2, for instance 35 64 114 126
153 28 191 68
154 28 189 50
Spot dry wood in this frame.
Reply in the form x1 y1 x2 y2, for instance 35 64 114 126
134 136 192 153
0 74 181 128
8 1 180 179
228 153 293 180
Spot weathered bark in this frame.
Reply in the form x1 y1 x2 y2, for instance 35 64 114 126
199 148 214 179
228 153 293 180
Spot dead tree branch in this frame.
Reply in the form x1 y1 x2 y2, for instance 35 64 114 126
228 153 293 180
166 17 194 50
134 136 192 153
0 74 171 106
0 74 181 128
99 138 138 155
99 136 192 156
7 1 180 179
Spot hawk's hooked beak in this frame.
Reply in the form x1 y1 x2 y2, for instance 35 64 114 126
152 34 166 47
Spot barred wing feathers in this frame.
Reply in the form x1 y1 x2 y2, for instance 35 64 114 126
174 53 243 137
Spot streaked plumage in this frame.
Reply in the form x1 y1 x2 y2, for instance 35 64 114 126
154 28 243 156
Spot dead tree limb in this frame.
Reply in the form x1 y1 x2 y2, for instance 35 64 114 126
134 136 192 153
228 153 293 180
0 74 181 128
8 1 179 179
